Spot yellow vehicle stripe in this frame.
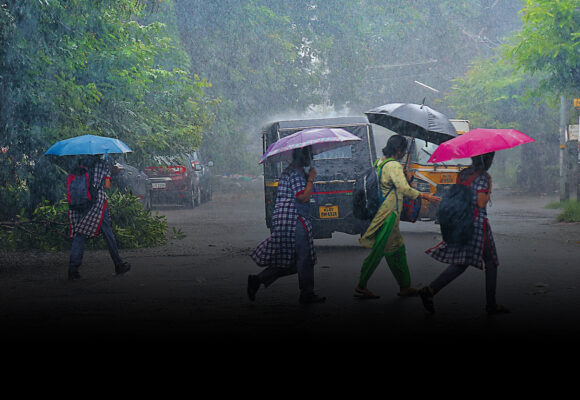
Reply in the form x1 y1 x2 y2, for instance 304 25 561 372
414 172 438 187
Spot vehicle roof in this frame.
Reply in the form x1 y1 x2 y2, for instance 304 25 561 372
263 116 370 132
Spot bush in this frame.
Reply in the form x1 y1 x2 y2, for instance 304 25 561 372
556 200 580 223
0 183 30 221
104 190 168 249
0 191 167 251
545 200 580 222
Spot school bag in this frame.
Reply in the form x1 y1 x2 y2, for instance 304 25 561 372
400 195 422 223
67 167 96 211
352 158 394 220
436 171 481 246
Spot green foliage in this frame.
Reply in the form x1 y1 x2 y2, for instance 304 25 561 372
0 182 30 221
0 0 214 214
445 0 579 192
170 227 186 240
545 199 580 222
556 200 580 222
503 0 580 95
174 1 524 174
445 55 560 191
0 191 168 251
104 190 168 249
0 198 70 251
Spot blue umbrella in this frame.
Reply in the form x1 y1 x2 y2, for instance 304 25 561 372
45 135 132 156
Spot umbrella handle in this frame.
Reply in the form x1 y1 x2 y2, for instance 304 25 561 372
403 137 414 181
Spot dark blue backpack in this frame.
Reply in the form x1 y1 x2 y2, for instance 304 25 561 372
352 158 394 220
436 172 480 246
67 168 95 211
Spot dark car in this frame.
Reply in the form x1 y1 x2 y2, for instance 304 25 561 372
145 152 213 207
111 161 153 209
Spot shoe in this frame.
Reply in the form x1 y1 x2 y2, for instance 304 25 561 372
397 287 419 297
299 293 326 304
247 274 260 301
68 269 81 281
486 304 511 315
353 286 380 299
115 262 131 275
419 286 435 314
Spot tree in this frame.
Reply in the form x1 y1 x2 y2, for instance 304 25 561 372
174 0 524 173
501 0 579 198
0 0 214 216
503 0 580 96
446 56 559 191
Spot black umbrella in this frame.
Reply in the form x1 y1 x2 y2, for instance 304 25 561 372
364 101 457 144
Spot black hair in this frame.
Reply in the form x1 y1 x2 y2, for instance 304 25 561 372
471 152 495 171
382 135 408 158
292 146 312 167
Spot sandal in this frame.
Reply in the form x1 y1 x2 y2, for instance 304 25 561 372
354 286 380 299
419 287 435 314
486 304 511 315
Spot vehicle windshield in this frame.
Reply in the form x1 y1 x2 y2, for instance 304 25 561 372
313 145 352 160
408 139 471 166
374 128 470 166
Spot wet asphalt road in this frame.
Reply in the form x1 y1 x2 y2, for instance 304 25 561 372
0 187 579 347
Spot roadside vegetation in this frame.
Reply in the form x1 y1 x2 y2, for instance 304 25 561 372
0 191 167 251
545 200 580 223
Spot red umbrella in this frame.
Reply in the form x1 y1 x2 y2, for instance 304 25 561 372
427 128 535 163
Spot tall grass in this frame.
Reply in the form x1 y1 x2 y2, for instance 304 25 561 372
545 200 580 222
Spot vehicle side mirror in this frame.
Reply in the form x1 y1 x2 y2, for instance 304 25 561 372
208 161 214 167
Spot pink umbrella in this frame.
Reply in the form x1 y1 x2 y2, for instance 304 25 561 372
427 128 535 163
259 127 361 164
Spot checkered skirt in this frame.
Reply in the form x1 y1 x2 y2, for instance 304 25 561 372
251 166 316 268
68 160 109 238
425 172 498 269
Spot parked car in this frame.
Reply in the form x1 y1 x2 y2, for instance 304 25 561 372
145 152 213 208
111 161 153 209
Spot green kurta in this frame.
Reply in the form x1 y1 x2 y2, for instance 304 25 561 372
359 158 420 253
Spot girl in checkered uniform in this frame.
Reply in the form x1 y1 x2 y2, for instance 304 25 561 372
68 156 130 280
420 152 509 315
248 146 325 304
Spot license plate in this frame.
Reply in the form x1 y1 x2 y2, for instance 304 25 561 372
441 173 454 183
152 182 166 189
319 205 339 219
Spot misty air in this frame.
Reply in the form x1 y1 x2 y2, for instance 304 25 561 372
0 0 578 347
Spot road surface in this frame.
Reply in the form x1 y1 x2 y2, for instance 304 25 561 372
1 183 579 346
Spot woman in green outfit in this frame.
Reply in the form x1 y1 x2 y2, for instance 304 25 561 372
355 135 440 299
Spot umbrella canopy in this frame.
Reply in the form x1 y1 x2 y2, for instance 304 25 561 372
259 127 361 164
365 102 457 144
427 128 535 164
45 135 132 156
